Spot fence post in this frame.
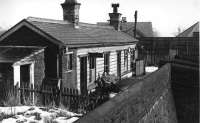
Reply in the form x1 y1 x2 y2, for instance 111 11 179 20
14 84 19 105
59 85 62 107
31 84 34 105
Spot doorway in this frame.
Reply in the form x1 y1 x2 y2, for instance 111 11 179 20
117 51 121 80
20 64 30 87
80 56 88 95
20 64 32 104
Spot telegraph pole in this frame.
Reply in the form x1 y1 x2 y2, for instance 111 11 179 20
134 10 138 38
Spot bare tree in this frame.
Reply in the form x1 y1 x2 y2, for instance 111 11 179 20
173 26 185 36
153 28 161 37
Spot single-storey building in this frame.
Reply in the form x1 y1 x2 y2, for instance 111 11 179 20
0 0 138 95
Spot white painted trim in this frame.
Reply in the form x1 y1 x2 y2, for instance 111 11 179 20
13 65 20 87
65 51 73 55
30 63 35 104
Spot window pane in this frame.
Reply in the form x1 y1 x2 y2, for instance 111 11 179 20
89 57 95 69
104 53 110 73
67 53 73 70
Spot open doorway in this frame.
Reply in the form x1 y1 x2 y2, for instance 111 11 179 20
20 64 31 104
20 64 30 87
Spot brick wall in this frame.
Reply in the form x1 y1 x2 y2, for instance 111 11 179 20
75 64 177 123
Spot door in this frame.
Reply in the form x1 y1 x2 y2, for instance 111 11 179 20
80 56 88 95
117 51 121 80
20 64 30 87
20 64 31 104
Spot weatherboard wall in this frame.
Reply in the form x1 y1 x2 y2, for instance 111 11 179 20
76 44 136 92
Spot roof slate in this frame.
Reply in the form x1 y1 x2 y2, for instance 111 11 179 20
26 17 137 46
0 46 43 63
0 30 5 36
97 22 153 37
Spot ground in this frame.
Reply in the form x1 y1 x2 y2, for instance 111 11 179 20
116 66 158 90
0 106 82 123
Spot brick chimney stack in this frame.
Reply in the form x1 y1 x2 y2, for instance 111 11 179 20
109 3 122 31
61 0 81 27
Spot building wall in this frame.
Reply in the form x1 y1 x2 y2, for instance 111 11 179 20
13 50 45 87
75 64 177 123
62 49 77 89
0 63 14 103
0 26 60 80
75 44 136 92
33 51 45 86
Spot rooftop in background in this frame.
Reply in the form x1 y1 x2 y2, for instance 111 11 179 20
97 22 153 37
177 22 199 37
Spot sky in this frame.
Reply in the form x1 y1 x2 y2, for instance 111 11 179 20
0 0 199 36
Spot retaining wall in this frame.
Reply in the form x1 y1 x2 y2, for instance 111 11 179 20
75 64 177 123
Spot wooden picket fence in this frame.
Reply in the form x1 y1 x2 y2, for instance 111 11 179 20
17 83 109 113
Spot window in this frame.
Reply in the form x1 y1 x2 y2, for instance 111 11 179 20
89 57 96 69
66 52 73 71
104 52 110 74
89 57 96 82
130 48 135 71
124 50 128 71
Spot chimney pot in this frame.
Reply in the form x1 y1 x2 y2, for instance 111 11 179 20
122 17 127 23
109 3 121 31
112 3 119 13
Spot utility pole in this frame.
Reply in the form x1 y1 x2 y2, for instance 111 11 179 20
134 10 138 38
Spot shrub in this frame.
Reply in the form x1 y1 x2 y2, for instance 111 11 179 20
3 90 20 107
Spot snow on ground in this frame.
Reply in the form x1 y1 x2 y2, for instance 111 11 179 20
145 66 158 73
109 93 118 98
0 106 82 123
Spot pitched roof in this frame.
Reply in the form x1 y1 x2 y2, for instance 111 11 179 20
177 22 199 37
0 30 5 36
0 46 43 63
97 22 153 37
25 17 137 46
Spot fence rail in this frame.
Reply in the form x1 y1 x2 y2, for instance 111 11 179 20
11 83 109 113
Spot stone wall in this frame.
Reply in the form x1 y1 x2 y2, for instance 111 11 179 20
171 63 199 123
75 64 177 123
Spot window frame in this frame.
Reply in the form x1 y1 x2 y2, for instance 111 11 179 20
104 52 110 74
66 52 73 71
89 56 96 83
89 57 96 69
124 49 129 72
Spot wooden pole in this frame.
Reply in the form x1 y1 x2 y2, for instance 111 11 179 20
134 10 138 38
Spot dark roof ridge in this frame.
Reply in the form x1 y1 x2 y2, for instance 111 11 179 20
97 21 152 24
27 17 115 30
79 22 114 30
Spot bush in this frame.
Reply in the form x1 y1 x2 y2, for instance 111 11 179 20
3 90 19 107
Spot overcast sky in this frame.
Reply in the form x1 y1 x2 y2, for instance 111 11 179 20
0 0 199 36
